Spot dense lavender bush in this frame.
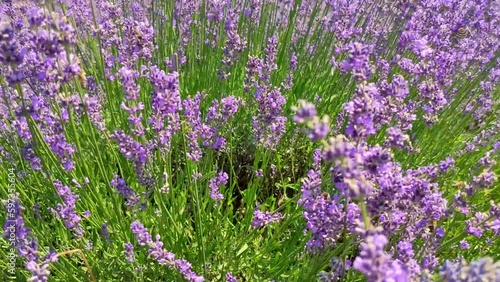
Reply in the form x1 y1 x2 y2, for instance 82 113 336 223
0 0 499 281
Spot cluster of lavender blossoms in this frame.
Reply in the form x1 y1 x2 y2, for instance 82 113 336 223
3 195 59 281
184 93 241 161
293 96 499 280
247 36 288 150
252 207 283 228
209 172 228 203
130 220 204 282
49 180 84 238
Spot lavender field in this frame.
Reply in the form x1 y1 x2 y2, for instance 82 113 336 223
0 0 499 281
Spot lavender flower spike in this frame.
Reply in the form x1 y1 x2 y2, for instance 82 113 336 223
252 208 283 228
124 243 135 263
49 180 84 238
226 272 238 282
293 100 330 141
209 172 228 203
130 221 204 281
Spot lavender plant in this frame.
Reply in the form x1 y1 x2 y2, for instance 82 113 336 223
0 0 499 281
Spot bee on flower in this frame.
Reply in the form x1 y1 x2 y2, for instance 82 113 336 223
453 26 470 39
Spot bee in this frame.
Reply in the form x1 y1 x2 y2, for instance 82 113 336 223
451 26 470 44
133 27 144 42
453 26 469 39
428 220 438 233
77 68 87 89
467 119 480 131
453 181 466 189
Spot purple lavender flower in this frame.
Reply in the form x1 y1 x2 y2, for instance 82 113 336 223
436 228 445 238
24 247 60 282
493 142 500 153
207 96 241 124
110 175 141 210
488 219 500 236
344 83 381 139
318 257 351 281
411 38 433 58
175 259 205 282
478 151 496 167
397 241 414 262
385 260 410 282
201 95 241 151
33 203 40 219
148 66 182 150
21 144 42 171
130 221 204 281
124 242 135 263
244 56 262 92
282 52 298 90
209 172 228 202
26 260 51 282
460 240 470 250
252 209 283 228
121 18 155 63
27 8 45 27
386 127 410 149
312 149 322 170
422 254 439 271
417 80 447 125
83 210 90 218
261 36 278 83
473 169 497 189
2 194 30 254
20 237 39 263
467 258 500 281
396 240 421 278
183 93 207 161
206 0 225 44
438 157 455 173
130 221 153 246
49 180 84 238
422 192 448 220
244 0 260 24
148 234 176 265
119 82 145 137
298 169 346 250
112 130 149 165
293 100 317 124
440 257 500 282
101 222 110 241
466 212 487 238
353 234 409 281
219 3 246 80
253 87 287 149
226 272 238 282
293 100 330 141
340 42 373 81
220 96 240 120
0 23 26 66
173 0 201 47
322 135 376 199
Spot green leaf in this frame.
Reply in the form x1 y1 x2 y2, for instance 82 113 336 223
236 243 249 258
